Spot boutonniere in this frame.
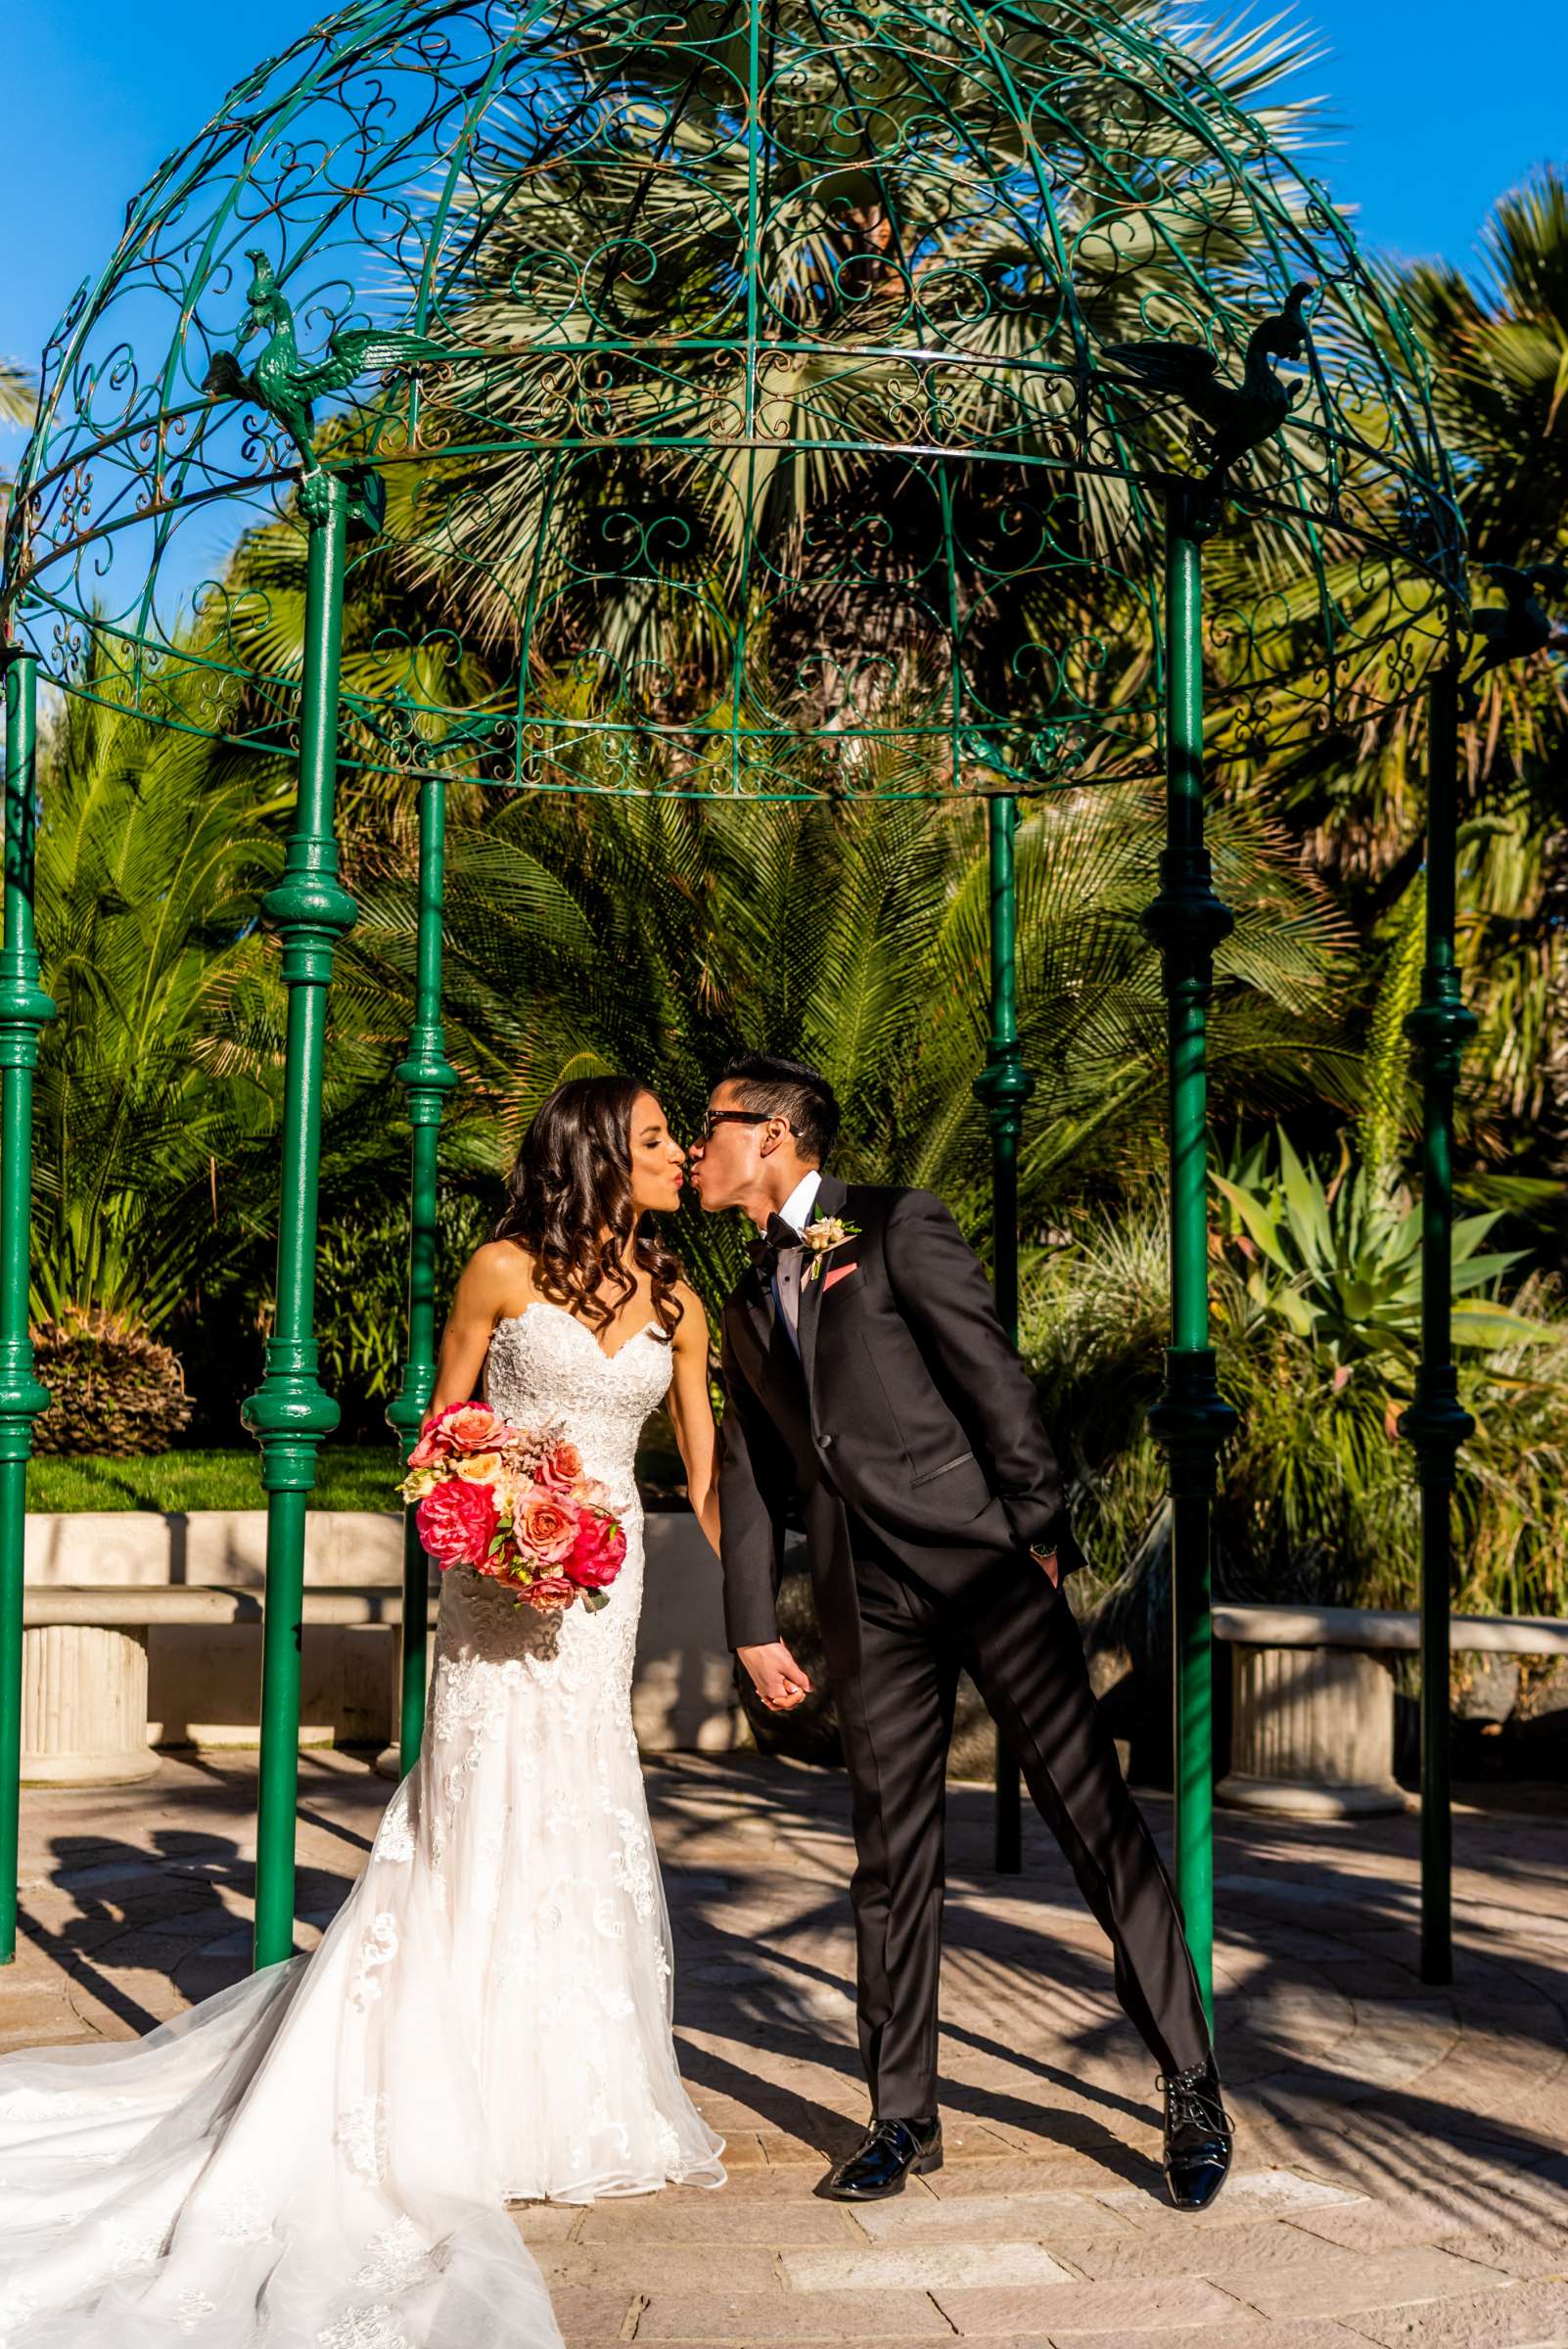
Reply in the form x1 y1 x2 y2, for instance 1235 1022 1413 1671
801 1215 861 1282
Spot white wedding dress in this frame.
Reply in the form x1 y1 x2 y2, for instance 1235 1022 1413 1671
0 1301 723 2346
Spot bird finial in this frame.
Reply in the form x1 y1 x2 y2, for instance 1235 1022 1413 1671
203 256 452 500
1468 559 1568 684
1256 282 1314 361
1104 279 1316 526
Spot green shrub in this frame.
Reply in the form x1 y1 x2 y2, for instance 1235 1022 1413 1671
30 1312 193 1457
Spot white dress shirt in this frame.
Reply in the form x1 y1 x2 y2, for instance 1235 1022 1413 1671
771 1167 822 1345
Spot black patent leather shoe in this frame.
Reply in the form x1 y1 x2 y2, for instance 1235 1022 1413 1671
1160 2054 1233 2212
815 2114 943 2201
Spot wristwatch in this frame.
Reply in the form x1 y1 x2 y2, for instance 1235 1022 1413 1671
1030 1543 1061 1579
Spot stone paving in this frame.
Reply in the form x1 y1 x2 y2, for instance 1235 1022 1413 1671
1 1748 1565 2346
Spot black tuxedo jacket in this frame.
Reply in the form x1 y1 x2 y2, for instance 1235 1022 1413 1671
716 1171 1084 1676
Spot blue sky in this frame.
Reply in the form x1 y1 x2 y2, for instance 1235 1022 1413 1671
3 0 1565 444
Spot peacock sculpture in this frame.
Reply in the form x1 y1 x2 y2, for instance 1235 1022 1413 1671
203 251 450 474
1104 282 1314 501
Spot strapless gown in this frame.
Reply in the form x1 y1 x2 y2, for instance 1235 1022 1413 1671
0 1301 723 2346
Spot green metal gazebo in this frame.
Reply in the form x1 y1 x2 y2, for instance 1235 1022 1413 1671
0 0 1471 2009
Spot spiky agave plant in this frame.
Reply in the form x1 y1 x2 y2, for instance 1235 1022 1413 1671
1022 1148 1568 1625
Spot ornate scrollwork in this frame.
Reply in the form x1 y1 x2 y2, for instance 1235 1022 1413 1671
1 0 1463 799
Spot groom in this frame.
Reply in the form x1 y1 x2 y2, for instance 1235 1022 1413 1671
690 1053 1232 2210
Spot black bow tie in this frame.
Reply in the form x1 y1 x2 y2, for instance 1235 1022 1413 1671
750 1212 805 1283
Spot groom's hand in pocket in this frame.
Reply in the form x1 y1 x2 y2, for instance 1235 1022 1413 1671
738 1640 813 1712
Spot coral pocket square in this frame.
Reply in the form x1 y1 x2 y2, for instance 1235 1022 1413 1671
823 1261 858 1292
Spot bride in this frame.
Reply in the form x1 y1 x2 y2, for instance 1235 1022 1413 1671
0 1076 725 2347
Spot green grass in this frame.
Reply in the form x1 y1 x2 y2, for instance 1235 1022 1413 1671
26 1448 399 1515
26 1424 693 1515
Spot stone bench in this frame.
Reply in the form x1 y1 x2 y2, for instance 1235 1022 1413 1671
1213 1603 1568 1819
17 1508 738 1781
19 1585 440 1788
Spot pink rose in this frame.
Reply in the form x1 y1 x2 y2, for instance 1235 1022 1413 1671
536 1440 584 1497
516 1485 578 1565
408 1402 507 1468
518 1574 576 1612
565 1508 626 1592
415 1475 499 1568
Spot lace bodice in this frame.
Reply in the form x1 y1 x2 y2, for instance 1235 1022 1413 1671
482 1303 674 1510
433 1298 676 1686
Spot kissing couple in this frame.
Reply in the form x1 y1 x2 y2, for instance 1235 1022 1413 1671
0 1055 1231 2349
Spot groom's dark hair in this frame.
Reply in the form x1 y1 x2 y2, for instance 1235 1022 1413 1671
720 1053 840 1168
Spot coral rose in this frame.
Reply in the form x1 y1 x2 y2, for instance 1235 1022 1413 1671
536 1440 585 1497
518 1574 576 1612
408 1402 505 1468
565 1508 626 1592
415 1475 499 1568
516 1486 577 1565
440 1403 509 1452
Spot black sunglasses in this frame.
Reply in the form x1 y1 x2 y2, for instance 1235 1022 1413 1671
697 1109 793 1142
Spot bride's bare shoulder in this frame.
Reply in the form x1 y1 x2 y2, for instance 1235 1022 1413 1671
670 1278 711 1350
455 1238 537 1314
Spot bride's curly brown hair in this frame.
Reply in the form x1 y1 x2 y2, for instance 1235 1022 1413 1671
491 1077 684 1341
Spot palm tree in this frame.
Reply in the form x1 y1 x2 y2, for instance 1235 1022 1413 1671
0 360 33 429
1244 170 1568 1184
1406 170 1568 1170
339 759 1352 1313
28 640 298 1445
1 357 35 532
394 0 1322 783
1411 169 1568 573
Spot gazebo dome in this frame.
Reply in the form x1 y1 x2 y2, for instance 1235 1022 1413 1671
3 0 1461 797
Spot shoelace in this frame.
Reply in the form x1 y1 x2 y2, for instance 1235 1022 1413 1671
848 2118 928 2166
1157 2065 1231 2139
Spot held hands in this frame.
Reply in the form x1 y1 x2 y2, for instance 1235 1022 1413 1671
737 1640 813 1712
740 1559 1053 1717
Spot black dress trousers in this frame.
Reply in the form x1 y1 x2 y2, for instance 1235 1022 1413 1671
834 1522 1212 2121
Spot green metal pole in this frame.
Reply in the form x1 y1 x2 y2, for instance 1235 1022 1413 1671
241 473 357 1970
1141 483 1236 2035
1399 660 1475 1990
385 770 456 1776
0 651 55 1966
975 793 1034 1874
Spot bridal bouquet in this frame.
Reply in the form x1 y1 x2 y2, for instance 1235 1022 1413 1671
399 1403 627 1613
